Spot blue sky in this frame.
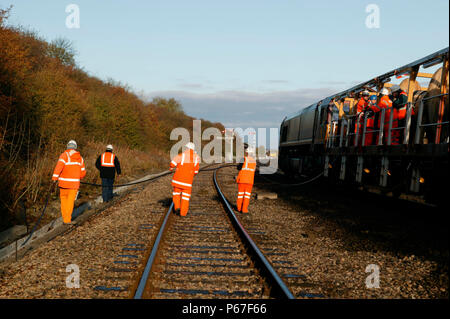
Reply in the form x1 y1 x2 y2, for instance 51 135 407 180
2 0 449 147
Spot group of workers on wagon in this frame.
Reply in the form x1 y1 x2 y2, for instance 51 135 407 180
327 84 411 146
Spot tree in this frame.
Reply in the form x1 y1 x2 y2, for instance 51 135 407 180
152 97 183 113
47 37 76 66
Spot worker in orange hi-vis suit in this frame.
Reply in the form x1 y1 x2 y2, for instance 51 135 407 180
354 90 370 144
52 140 86 225
169 142 200 217
236 145 256 213
378 88 396 145
356 90 370 114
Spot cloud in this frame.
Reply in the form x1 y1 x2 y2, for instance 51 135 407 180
144 87 336 133
261 80 290 84
177 83 205 89
319 80 347 85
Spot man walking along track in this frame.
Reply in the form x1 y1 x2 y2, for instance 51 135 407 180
170 142 200 217
95 144 121 203
52 140 86 225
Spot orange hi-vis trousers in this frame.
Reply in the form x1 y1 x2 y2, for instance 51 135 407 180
60 188 78 223
237 183 253 213
172 186 192 216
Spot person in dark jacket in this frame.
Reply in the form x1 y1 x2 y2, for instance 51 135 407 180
95 144 121 202
391 85 409 143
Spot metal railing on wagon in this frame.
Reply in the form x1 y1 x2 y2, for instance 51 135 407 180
325 95 449 149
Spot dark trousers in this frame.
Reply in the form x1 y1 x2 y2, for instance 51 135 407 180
101 178 114 202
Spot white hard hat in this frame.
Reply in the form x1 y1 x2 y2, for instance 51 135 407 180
391 85 401 93
380 88 390 95
67 140 77 149
106 144 113 150
185 142 195 150
362 90 370 96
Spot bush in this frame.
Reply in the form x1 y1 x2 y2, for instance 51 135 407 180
0 7 224 230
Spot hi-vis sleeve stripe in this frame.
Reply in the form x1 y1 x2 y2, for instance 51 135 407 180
65 162 82 166
53 174 59 178
59 159 66 164
65 152 71 163
381 100 390 107
172 180 192 187
171 160 177 166
58 177 80 182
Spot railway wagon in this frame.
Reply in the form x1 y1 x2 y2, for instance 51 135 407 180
278 48 449 205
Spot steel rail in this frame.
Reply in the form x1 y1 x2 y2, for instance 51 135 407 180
213 168 295 299
132 163 218 299
133 201 173 299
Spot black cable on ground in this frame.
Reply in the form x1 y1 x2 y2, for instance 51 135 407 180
18 163 234 250
197 163 236 171
20 171 172 249
80 163 236 188
20 185 53 247
80 171 172 188
257 171 324 187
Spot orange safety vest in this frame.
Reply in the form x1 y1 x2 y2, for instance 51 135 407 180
170 149 200 189
356 98 368 114
378 95 394 122
101 152 115 167
52 149 86 189
237 156 256 185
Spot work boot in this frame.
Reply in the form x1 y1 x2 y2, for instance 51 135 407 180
175 209 181 216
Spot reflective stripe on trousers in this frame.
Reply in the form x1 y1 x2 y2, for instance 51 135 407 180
173 186 192 216
237 183 253 213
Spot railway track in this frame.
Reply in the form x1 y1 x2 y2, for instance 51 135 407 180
216 167 327 298
1 162 445 299
129 164 294 299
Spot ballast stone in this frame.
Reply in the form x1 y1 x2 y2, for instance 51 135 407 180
256 192 278 200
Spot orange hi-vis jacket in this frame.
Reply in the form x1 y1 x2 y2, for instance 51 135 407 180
170 149 200 189
378 95 394 121
101 152 115 167
356 98 368 114
237 156 256 185
52 149 86 189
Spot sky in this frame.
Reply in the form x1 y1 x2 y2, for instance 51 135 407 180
2 0 449 148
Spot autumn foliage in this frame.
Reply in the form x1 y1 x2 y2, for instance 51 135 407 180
0 8 223 230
